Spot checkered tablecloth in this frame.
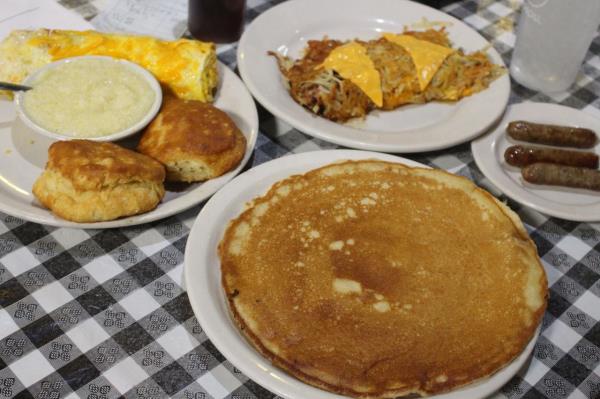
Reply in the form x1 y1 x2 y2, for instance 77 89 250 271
0 0 599 398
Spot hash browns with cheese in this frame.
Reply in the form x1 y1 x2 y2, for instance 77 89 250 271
269 29 504 122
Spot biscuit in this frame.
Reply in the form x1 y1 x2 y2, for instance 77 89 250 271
33 140 165 222
137 96 246 182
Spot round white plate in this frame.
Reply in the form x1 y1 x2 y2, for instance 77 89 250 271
472 102 600 222
0 62 258 228
184 149 539 399
237 0 510 153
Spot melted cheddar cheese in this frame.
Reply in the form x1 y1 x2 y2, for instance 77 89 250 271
382 33 454 91
0 29 217 102
320 42 383 107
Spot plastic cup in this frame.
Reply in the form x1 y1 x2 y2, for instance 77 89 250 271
510 0 600 93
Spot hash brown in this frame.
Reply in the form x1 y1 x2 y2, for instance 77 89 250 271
219 160 547 398
270 29 504 122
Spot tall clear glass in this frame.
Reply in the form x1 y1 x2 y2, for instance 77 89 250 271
510 0 600 93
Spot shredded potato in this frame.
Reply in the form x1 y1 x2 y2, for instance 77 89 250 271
269 28 504 122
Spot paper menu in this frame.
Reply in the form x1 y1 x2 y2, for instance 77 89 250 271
0 0 92 123
0 0 92 40
91 0 188 40
1 0 190 41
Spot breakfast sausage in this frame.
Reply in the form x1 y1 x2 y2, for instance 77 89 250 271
521 163 600 191
507 121 597 148
504 145 599 168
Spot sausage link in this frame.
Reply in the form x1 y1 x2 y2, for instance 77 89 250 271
507 121 597 148
504 145 599 168
521 163 600 191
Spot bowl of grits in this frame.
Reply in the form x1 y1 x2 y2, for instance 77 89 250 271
15 55 162 141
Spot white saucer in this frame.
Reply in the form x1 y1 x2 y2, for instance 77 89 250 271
472 102 600 222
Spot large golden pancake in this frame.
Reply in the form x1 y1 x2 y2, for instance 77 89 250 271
219 160 547 398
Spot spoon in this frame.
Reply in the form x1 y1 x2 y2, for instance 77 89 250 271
0 82 32 91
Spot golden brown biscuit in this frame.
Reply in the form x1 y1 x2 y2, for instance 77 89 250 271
137 96 246 182
33 140 165 222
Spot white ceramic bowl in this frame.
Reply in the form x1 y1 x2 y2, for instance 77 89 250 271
14 55 162 142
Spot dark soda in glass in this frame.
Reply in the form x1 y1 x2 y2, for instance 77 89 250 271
188 0 246 43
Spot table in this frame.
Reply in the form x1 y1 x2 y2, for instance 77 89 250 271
1 1 599 398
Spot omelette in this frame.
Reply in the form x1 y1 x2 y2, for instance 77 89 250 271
270 29 504 122
0 29 217 102
220 160 547 398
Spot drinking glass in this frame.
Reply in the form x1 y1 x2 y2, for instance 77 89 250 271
188 0 246 43
510 0 600 93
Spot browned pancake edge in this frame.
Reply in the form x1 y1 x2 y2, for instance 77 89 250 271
219 160 548 398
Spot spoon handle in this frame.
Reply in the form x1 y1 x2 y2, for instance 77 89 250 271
0 81 32 91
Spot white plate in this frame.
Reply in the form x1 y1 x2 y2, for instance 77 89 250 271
472 102 600 222
184 149 539 399
0 62 258 228
237 0 510 153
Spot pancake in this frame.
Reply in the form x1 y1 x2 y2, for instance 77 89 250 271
219 160 547 398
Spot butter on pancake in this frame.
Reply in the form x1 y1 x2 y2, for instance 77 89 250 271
219 160 547 398
33 140 165 222
137 95 246 182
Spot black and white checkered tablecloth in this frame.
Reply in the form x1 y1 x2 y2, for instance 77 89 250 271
1 0 599 398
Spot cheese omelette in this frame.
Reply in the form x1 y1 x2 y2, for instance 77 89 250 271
0 29 217 102
270 29 504 122
219 160 547 398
